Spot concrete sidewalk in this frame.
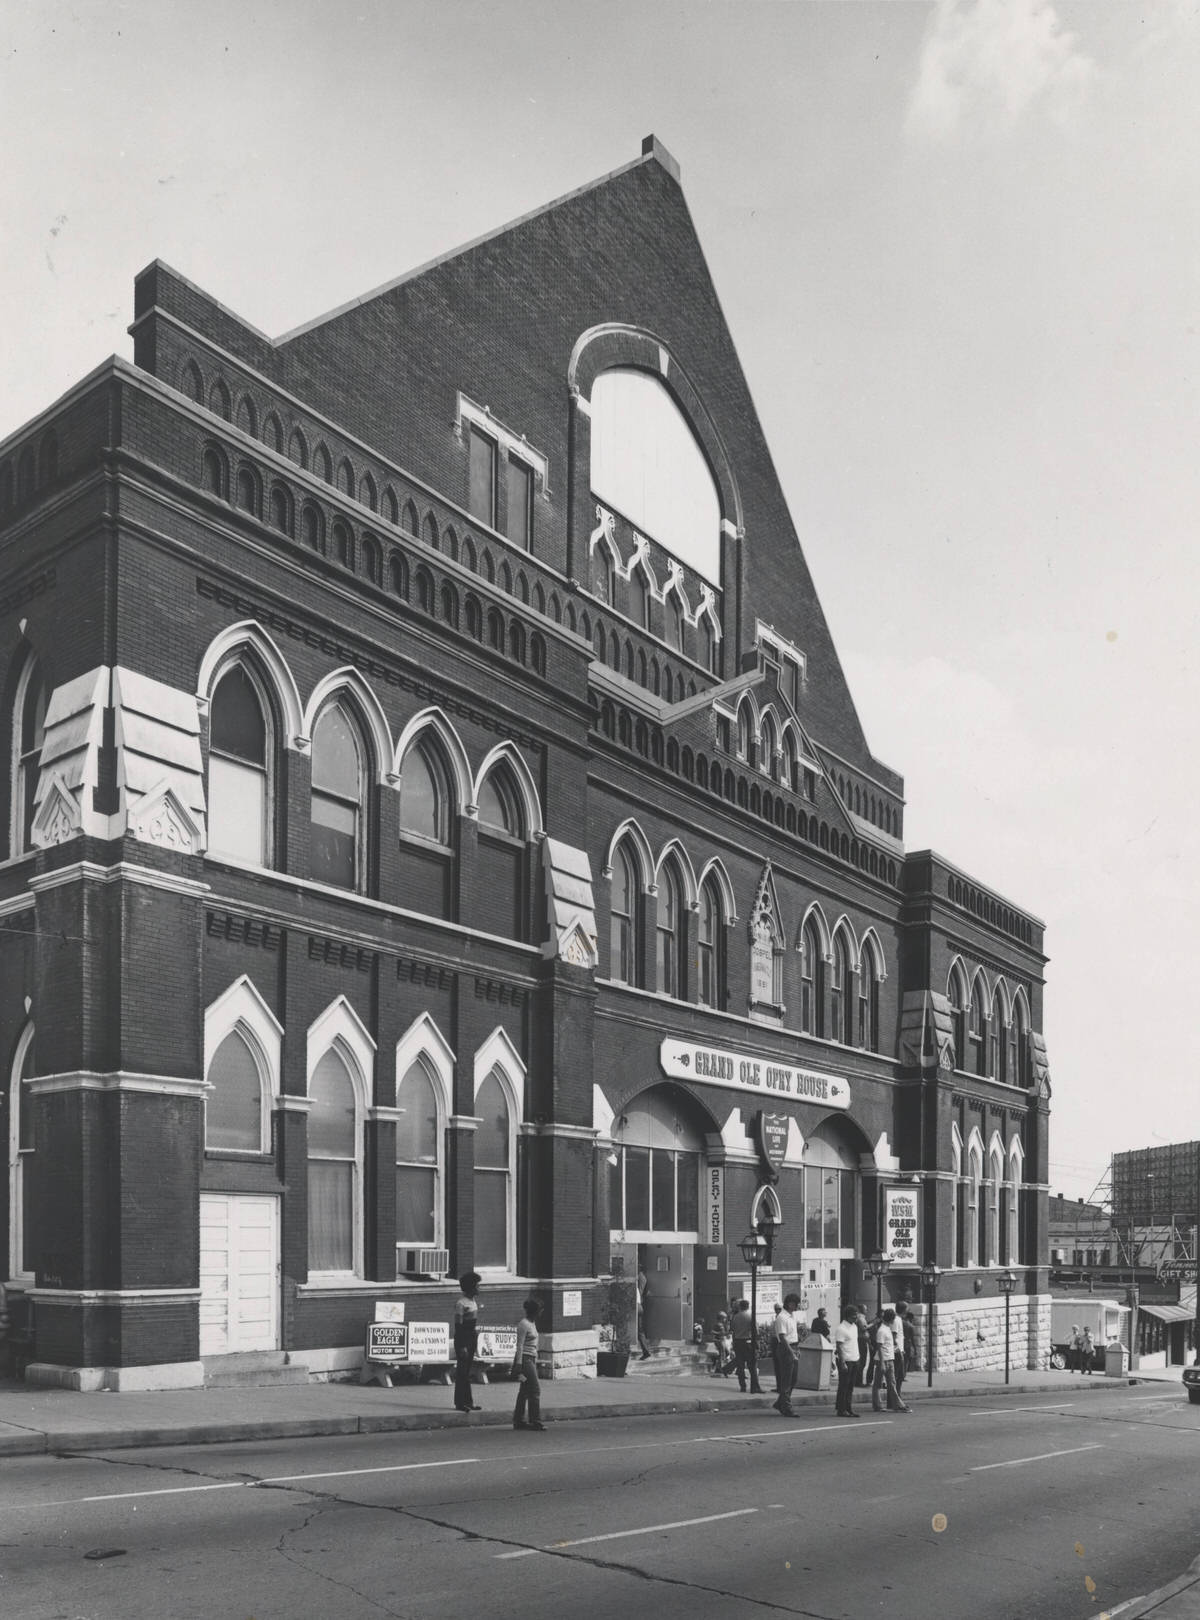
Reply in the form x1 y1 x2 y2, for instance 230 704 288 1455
0 1361 1176 1459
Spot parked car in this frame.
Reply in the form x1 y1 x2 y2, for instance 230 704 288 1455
1183 1359 1200 1405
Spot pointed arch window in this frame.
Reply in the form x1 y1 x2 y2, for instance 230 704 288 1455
969 982 987 1075
800 917 824 1036
310 703 365 891
656 860 686 999
395 1057 442 1249
609 842 643 987
967 1141 983 1267
782 731 800 794
948 968 968 1071
987 1146 1004 1265
308 1047 361 1275
476 764 527 941
1007 1146 1023 1266
667 594 685 653
990 989 1006 1080
858 945 880 1053
736 704 752 762
1012 999 1029 1087
400 742 450 847
208 664 272 866
701 616 720 676
830 932 852 1045
697 877 725 1010
11 654 47 856
397 737 456 923
758 713 777 778
8 1025 36 1281
206 1028 269 1152
474 1067 513 1270
951 1129 963 1268
631 568 651 631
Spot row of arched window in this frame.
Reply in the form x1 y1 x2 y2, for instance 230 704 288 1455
590 553 721 676
947 960 1032 1086
950 1126 1025 1267
0 430 58 519
833 769 900 839
606 825 887 1052
947 874 1034 945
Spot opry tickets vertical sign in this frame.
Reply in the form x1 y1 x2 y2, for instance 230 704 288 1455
883 1185 919 1266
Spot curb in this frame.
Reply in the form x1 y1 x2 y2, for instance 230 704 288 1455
0 1375 1141 1458
1110 1552 1200 1619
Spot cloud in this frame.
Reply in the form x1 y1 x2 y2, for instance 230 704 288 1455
905 0 1097 141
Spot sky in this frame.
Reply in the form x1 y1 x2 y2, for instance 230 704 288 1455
2 0 1196 1205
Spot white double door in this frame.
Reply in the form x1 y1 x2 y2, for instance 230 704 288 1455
199 1194 280 1357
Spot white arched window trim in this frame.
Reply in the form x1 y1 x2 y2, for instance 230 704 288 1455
302 669 394 783
8 1022 35 1283
987 1139 1004 1267
604 818 655 889
1007 1139 1024 1266
654 838 699 910
306 998 375 1280
950 1122 963 1270
196 620 304 744
472 1027 525 1275
203 976 282 1155
394 1014 455 1255
966 1129 984 1268
471 741 543 837
9 651 43 860
393 707 473 807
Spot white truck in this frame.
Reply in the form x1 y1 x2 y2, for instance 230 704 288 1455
1049 1298 1130 1369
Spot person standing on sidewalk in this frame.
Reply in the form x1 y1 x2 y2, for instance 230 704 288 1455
894 1300 915 1393
834 1305 860 1417
855 1306 870 1386
453 1271 483 1413
871 1308 910 1412
636 1268 652 1360
511 1298 546 1430
772 1293 802 1416
1079 1326 1095 1374
731 1299 762 1393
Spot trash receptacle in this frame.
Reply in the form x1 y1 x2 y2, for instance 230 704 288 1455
1104 1341 1129 1378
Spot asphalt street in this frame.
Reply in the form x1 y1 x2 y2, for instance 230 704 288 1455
0 1384 1196 1620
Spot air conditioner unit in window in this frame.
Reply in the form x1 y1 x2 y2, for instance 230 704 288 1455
400 1247 450 1279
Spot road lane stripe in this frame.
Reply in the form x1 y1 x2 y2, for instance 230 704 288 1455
31 1482 249 1507
260 1459 478 1484
971 1404 1076 1414
496 1507 758 1558
969 1443 1103 1472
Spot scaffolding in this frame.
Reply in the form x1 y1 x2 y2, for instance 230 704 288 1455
1094 1149 1199 1280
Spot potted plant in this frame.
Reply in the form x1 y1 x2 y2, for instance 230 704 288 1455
596 1277 636 1376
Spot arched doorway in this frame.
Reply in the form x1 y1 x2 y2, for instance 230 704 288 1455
801 1118 862 1324
607 1084 712 1344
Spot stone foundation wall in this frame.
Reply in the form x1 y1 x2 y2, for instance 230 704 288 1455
540 1328 601 1379
907 1293 1052 1375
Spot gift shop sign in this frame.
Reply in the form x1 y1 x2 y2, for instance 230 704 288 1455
883 1186 919 1266
660 1039 850 1109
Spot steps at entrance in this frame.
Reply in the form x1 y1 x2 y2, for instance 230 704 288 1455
627 1345 712 1377
203 1351 311 1389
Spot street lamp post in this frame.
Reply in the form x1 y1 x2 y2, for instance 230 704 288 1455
739 1218 777 1397
998 1268 1018 1384
921 1262 941 1388
867 1249 891 1319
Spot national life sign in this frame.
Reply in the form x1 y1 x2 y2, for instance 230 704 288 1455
660 1039 850 1110
754 1111 790 1179
883 1185 919 1266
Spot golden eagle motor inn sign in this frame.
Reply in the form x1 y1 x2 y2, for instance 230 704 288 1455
659 1039 851 1109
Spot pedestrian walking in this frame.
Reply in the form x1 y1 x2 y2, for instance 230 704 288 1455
731 1298 761 1393
453 1270 483 1413
1067 1324 1082 1373
810 1306 831 1341
1079 1326 1095 1374
855 1307 870 1386
636 1268 652 1360
864 1310 882 1389
871 1307 910 1413
894 1300 916 1391
772 1293 803 1416
834 1305 860 1417
511 1298 546 1430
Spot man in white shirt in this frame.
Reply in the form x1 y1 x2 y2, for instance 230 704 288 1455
772 1292 803 1416
833 1305 861 1417
871 1307 910 1413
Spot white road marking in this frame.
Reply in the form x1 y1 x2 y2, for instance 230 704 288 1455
260 1458 478 1484
496 1506 758 1559
969 1443 1103 1472
971 1404 1076 1415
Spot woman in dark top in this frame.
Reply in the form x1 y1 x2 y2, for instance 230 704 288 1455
453 1271 482 1413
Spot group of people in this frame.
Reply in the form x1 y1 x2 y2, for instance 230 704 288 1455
708 1297 918 1418
452 1271 546 1431
1065 1324 1098 1374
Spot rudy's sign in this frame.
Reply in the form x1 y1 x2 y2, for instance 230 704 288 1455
660 1039 851 1110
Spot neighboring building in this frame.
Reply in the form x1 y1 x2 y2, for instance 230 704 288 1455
1048 1196 1118 1270
0 137 1052 1389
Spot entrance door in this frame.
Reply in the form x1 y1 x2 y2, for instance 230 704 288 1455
199 1194 280 1356
642 1243 690 1342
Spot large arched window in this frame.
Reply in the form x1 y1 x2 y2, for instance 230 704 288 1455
987 1143 1004 1266
208 664 271 865
630 567 651 631
830 931 853 1045
608 1087 703 1239
395 1057 441 1250
474 1067 513 1271
951 1126 963 1269
697 877 725 1010
990 988 1006 1080
589 368 721 583
308 1047 361 1275
398 739 455 921
310 703 365 891
206 1029 269 1152
758 713 777 779
947 965 968 1071
1007 1143 1023 1266
8 1024 36 1281
609 842 643 987
858 942 881 1053
1012 997 1030 1087
10 654 46 857
476 763 526 941
967 1139 983 1267
969 979 987 1076
800 917 824 1037
736 702 752 762
656 859 686 999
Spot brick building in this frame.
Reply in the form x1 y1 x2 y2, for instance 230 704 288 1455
0 137 1052 1389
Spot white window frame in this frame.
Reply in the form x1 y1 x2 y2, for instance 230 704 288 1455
7 1022 36 1282
394 1014 454 1257
967 1132 984 1268
1007 1140 1024 1266
950 1123 963 1269
472 1027 525 1277
306 998 374 1282
987 1142 1004 1266
203 975 282 1155
206 659 275 869
9 653 44 859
